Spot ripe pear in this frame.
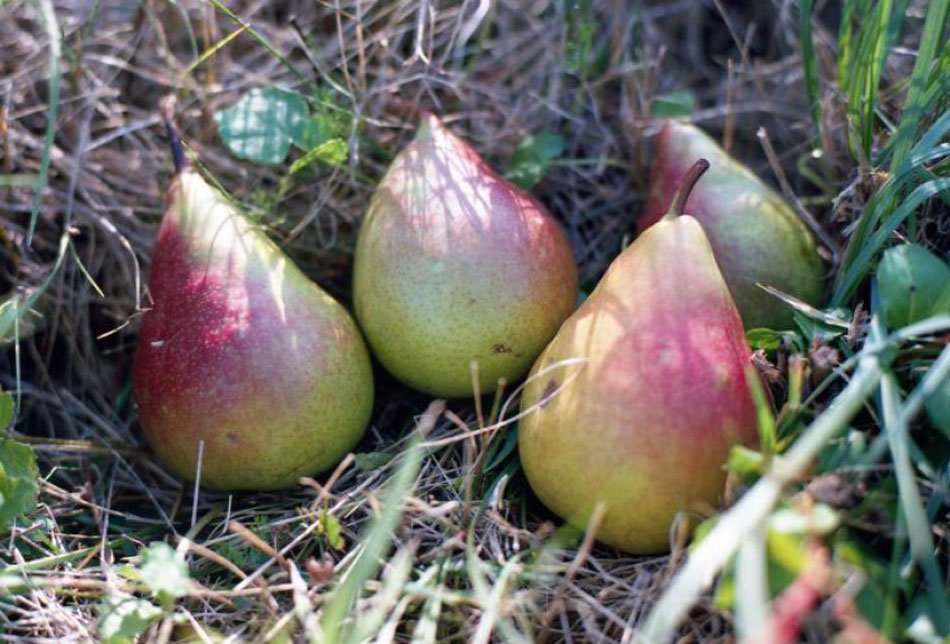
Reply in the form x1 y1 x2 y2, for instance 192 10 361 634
353 113 578 398
519 160 759 554
133 110 374 491
639 120 824 330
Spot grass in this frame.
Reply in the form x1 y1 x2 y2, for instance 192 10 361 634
1 1 948 641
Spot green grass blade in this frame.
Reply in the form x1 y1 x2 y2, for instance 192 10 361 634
880 0 949 171
27 0 62 246
319 401 442 641
734 525 770 640
798 0 822 135
879 369 950 634
204 0 313 91
837 0 858 88
832 175 950 305
841 0 894 159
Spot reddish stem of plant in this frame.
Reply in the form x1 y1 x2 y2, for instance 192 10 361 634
159 95 188 174
666 158 710 217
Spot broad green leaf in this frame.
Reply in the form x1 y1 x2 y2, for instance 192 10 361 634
877 244 950 328
0 439 39 533
505 132 564 189
98 592 163 644
651 90 696 118
288 138 348 174
136 542 193 605
214 87 309 165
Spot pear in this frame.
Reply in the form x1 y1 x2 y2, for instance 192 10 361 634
639 120 824 330
133 108 374 491
353 114 578 398
519 160 759 554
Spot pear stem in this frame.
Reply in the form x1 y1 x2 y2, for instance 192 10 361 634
159 95 188 174
666 158 710 218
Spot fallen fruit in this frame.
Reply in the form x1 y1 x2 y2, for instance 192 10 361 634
519 159 759 554
133 104 374 491
353 113 578 397
639 120 824 330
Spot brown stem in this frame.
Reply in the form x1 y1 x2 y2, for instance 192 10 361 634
159 95 188 174
666 158 710 218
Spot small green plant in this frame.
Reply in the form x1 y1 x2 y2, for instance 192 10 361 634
99 542 194 643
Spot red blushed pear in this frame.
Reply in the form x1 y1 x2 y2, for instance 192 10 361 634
519 160 759 554
353 113 578 398
640 120 824 330
133 108 373 491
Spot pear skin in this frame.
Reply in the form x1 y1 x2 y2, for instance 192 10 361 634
639 120 824 330
134 120 373 491
353 114 578 397
519 162 758 554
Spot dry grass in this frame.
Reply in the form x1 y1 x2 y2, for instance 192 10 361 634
0 0 934 641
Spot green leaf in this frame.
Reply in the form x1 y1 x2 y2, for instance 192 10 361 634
353 452 394 471
317 509 345 551
505 132 564 189
0 390 13 429
745 328 798 351
650 90 696 118
0 439 39 533
136 542 193 605
726 445 765 476
98 592 163 644
877 244 950 328
745 328 782 351
288 138 348 174
793 307 849 343
214 87 309 165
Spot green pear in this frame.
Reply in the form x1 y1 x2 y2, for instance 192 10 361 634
519 160 759 554
353 114 578 398
639 120 824 330
133 111 373 491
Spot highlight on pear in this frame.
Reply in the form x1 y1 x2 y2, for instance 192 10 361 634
352 113 578 398
519 160 759 554
639 120 825 331
132 103 374 491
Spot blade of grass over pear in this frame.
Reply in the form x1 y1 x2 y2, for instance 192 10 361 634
320 400 442 642
637 313 950 641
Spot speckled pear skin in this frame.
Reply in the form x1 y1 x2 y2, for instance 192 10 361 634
519 214 758 554
353 114 578 398
133 171 374 491
639 121 824 330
